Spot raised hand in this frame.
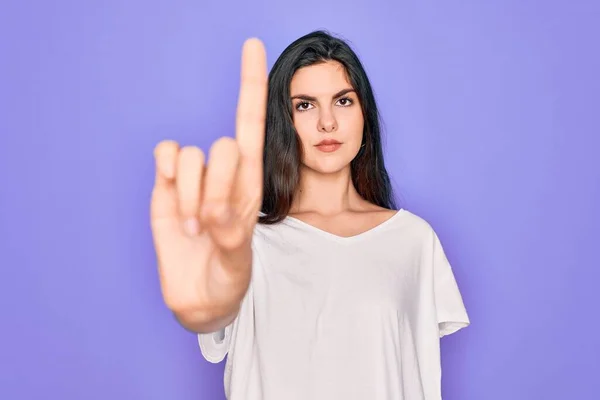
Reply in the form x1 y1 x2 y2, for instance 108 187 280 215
150 38 268 329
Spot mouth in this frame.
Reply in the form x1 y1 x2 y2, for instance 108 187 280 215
315 139 342 153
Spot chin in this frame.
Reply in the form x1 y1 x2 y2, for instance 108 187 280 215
303 154 357 175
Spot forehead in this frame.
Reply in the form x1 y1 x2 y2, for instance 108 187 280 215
290 60 352 94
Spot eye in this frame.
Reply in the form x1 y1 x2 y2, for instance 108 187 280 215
336 97 353 107
296 101 314 112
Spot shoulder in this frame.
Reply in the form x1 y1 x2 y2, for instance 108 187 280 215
392 208 439 242
252 211 292 246
396 208 433 230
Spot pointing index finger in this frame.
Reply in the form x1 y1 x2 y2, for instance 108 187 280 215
235 38 268 165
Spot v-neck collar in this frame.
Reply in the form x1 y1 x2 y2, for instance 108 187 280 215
282 209 406 244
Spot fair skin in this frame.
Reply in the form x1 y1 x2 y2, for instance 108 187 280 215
288 60 396 237
150 40 395 334
151 39 267 333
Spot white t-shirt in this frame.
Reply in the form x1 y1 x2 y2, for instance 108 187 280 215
198 209 470 399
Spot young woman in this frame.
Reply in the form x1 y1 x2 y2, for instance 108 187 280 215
151 30 470 399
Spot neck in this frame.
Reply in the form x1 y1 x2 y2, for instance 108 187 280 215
290 165 364 216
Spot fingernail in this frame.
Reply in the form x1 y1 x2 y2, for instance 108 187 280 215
183 218 199 236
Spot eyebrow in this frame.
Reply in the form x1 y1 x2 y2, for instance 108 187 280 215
290 88 356 102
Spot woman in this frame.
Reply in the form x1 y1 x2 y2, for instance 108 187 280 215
151 30 470 399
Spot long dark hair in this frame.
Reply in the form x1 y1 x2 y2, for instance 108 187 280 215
259 30 398 224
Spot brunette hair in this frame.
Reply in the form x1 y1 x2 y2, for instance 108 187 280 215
260 30 397 224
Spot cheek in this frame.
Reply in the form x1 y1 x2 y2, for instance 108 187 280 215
293 116 315 147
339 109 364 141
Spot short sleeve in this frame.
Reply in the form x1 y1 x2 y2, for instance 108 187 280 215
432 231 470 338
197 254 256 364
197 322 234 364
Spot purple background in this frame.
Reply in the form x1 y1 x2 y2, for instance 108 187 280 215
1 1 598 399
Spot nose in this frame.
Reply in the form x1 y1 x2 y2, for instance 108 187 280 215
317 109 337 133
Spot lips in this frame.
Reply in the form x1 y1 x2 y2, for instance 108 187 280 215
315 139 342 153
315 139 342 146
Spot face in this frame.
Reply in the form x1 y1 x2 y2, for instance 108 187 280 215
289 60 364 174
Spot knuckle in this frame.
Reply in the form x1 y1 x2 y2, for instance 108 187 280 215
237 108 266 123
211 136 237 153
179 145 204 164
209 137 240 164
155 140 179 157
178 147 205 171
